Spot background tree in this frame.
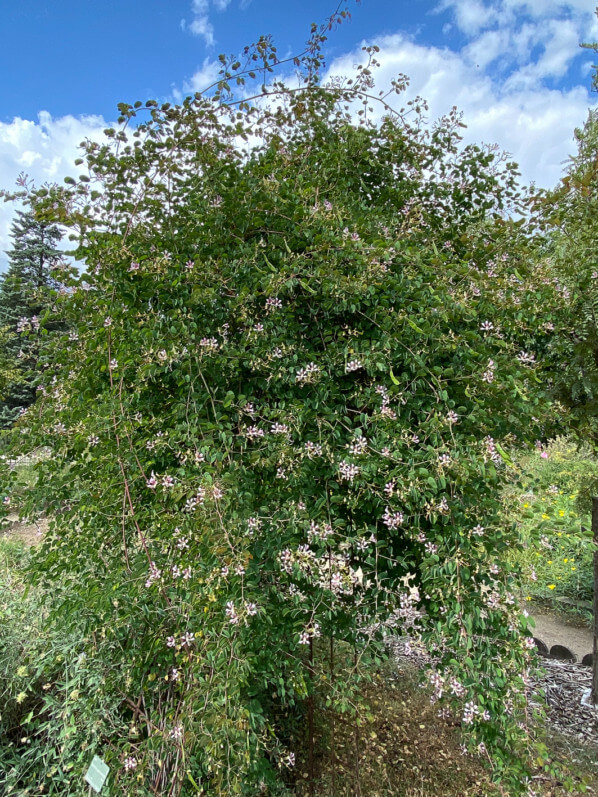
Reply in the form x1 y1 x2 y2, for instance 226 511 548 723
528 13 598 437
0 208 62 427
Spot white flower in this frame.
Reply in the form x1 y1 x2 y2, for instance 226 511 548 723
265 297 283 311
339 461 360 483
296 362 320 383
382 507 404 530
482 359 495 383
348 436 367 455
304 441 323 457
346 359 363 373
245 425 265 439
517 351 535 365
199 337 219 351
169 724 183 741
271 423 289 435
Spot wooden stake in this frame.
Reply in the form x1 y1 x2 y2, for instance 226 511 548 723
308 637 315 797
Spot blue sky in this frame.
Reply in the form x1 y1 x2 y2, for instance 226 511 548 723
0 1 593 121
0 0 596 262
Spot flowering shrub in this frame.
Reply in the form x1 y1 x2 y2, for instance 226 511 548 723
0 30 570 795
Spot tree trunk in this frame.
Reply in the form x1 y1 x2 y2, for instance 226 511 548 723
591 497 598 704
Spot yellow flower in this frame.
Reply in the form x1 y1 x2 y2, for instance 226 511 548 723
548 584 556 590
558 510 565 517
563 558 568 563
16 692 27 704
523 503 530 508
571 566 576 571
525 596 532 601
547 560 552 564
541 514 549 519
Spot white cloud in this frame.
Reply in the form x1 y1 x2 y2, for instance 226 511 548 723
0 112 108 269
463 28 509 69
439 0 593 32
183 0 235 47
184 58 221 94
189 15 215 47
325 33 596 188
438 0 595 90
437 0 497 35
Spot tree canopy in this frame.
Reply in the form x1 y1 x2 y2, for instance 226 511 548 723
0 208 63 427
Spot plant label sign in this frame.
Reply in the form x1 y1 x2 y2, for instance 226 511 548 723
84 756 109 793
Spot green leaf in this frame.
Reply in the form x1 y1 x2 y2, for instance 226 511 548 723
405 316 424 334
494 442 513 466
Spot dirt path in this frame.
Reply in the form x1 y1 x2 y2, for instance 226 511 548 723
531 608 594 661
0 514 47 546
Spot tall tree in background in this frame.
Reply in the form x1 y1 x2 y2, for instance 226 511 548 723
531 19 598 439
0 209 62 427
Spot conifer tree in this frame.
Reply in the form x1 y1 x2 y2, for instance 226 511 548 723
0 209 62 427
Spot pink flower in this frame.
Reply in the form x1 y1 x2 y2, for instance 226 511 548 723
540 451 549 459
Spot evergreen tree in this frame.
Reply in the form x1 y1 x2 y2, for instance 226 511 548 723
0 209 62 427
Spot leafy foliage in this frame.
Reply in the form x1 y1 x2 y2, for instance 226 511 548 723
0 22 569 796
531 19 598 440
0 537 126 797
504 438 598 605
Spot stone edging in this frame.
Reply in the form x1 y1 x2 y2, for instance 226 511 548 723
534 636 593 666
